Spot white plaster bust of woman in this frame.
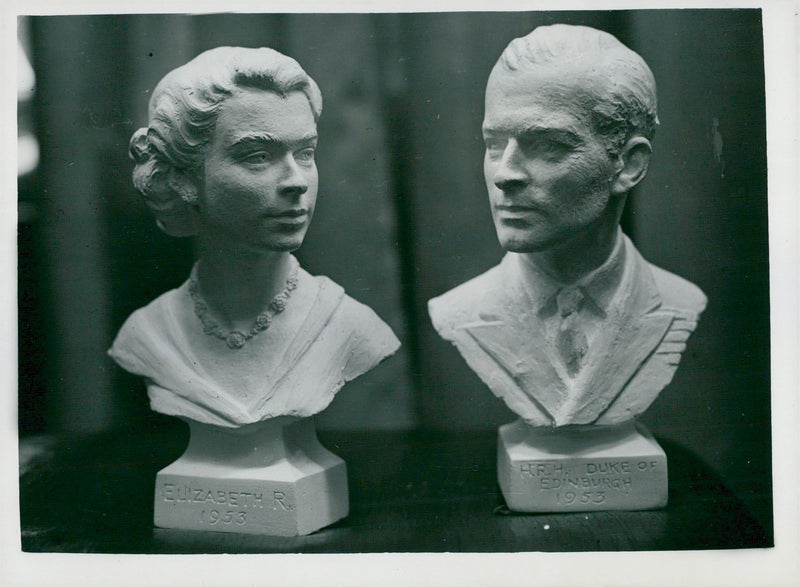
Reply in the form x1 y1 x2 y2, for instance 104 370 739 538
109 47 400 428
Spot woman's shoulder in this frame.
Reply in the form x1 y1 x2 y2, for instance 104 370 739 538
108 282 190 367
120 283 188 336
328 280 399 350
303 272 382 325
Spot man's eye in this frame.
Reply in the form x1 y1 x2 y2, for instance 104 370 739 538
541 140 571 152
521 139 571 161
295 148 316 164
484 138 506 156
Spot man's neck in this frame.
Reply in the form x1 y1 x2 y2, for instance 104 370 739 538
521 218 621 285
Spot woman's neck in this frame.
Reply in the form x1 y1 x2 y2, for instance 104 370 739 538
195 241 295 330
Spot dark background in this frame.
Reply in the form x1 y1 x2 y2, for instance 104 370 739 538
18 10 770 533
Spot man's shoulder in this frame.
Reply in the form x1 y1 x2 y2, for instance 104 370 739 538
644 259 708 317
428 259 513 333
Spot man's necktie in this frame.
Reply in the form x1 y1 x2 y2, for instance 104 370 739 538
555 287 589 376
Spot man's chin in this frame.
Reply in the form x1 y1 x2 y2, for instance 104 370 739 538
496 232 556 254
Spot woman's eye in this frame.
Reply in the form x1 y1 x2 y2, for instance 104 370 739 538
243 151 270 164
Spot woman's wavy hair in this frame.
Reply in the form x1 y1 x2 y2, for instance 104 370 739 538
129 46 322 237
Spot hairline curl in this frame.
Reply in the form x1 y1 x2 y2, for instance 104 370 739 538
129 47 322 237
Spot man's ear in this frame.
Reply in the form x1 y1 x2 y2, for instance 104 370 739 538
611 136 652 196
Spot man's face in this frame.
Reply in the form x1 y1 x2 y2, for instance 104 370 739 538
198 87 318 253
482 65 619 253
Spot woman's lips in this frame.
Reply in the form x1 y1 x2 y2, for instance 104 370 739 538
262 209 310 227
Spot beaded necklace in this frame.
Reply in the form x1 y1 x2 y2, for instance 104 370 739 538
187 262 300 350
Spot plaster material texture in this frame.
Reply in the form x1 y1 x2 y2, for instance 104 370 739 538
429 231 705 427
108 46 399 534
110 258 398 428
154 417 348 536
109 46 400 427
428 24 707 429
497 419 667 512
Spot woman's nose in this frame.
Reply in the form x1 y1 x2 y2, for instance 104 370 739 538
277 156 309 198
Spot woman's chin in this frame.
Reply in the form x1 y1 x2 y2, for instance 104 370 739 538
253 235 306 254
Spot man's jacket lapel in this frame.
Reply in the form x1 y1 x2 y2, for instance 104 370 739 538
460 256 568 424
460 246 675 426
563 248 674 424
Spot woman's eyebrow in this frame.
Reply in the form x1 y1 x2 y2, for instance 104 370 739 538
229 132 318 151
229 133 278 151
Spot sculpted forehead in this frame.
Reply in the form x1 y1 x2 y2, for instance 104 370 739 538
211 88 316 155
213 88 316 144
484 64 600 132
486 30 659 145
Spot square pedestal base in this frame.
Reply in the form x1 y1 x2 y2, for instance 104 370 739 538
154 417 348 536
498 419 667 512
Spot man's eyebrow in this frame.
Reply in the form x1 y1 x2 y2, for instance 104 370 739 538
482 124 583 145
520 127 582 144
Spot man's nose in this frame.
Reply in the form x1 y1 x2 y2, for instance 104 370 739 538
492 140 529 192
277 155 309 198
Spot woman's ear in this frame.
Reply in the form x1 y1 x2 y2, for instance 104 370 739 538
158 168 201 237
168 167 201 205
611 136 652 196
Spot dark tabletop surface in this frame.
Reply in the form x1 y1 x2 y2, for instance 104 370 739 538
19 415 771 554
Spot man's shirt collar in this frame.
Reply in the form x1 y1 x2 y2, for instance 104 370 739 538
515 228 627 318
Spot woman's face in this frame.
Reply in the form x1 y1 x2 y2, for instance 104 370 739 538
197 87 319 254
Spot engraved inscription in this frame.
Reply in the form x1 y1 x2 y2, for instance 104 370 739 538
518 459 660 506
519 463 565 477
273 490 294 511
159 482 301 526
162 483 265 508
200 509 248 526
554 490 606 505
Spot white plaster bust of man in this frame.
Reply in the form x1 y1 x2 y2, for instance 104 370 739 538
428 25 707 427
109 47 399 428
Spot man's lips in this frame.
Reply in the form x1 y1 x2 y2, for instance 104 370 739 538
493 203 544 225
495 204 538 212
265 208 309 218
494 203 544 217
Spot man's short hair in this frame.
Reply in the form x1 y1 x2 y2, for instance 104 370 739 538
495 24 659 154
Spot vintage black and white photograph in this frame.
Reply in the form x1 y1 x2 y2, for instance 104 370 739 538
8 2 798 586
